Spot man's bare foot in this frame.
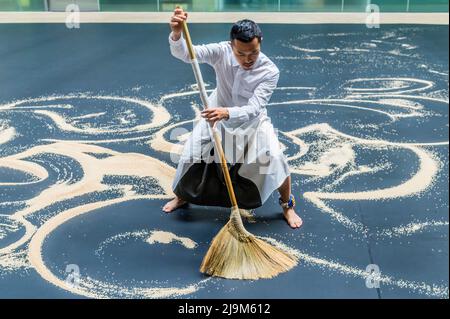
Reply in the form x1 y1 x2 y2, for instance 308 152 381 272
162 197 187 213
282 207 303 229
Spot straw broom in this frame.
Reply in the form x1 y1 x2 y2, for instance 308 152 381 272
180 19 298 280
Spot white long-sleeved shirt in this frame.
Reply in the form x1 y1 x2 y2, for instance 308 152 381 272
168 32 280 125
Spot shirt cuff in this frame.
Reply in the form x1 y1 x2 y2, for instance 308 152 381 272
227 107 244 122
168 32 184 47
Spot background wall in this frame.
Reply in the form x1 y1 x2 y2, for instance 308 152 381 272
0 0 448 12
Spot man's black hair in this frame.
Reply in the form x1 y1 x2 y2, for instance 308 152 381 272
230 19 263 43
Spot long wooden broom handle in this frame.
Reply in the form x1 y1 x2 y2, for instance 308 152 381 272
181 19 239 209
181 21 196 60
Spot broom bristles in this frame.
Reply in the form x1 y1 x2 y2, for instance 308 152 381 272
200 207 298 280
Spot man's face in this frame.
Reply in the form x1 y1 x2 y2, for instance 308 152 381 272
231 38 261 70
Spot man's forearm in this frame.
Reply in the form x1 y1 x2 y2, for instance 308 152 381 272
168 31 191 63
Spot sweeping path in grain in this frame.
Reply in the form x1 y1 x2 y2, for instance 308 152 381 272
0 23 448 298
